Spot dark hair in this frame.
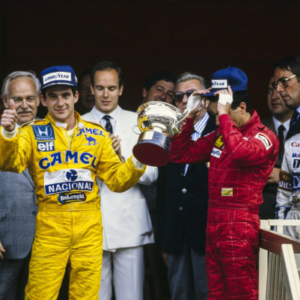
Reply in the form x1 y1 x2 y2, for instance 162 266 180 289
91 61 123 87
144 70 176 91
273 56 300 78
42 86 77 99
231 91 250 112
78 69 92 90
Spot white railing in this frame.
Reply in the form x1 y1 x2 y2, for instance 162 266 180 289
259 220 300 300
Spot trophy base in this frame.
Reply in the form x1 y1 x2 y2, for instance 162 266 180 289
133 130 170 167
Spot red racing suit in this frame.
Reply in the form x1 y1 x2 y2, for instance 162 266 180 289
170 110 278 300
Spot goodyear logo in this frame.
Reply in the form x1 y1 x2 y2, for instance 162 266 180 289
43 72 71 84
212 80 228 89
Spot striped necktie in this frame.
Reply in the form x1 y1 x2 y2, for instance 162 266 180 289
103 115 113 134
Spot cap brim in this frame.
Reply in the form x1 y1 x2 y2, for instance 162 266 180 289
42 82 77 90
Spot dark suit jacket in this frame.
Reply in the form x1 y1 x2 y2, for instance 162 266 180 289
156 113 216 254
0 169 37 259
286 110 299 141
260 117 281 219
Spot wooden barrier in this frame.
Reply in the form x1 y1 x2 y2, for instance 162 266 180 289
259 220 300 300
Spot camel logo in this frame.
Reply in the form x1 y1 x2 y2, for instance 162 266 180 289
32 124 55 140
84 134 98 146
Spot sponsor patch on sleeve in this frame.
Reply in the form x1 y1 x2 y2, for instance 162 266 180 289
278 170 292 191
254 132 272 150
211 147 222 158
221 188 233 196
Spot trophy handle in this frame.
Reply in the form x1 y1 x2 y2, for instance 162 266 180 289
132 125 141 135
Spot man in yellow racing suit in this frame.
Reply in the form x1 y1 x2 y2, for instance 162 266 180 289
0 65 145 300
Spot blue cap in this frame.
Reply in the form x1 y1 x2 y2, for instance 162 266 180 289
39 65 77 90
205 66 248 96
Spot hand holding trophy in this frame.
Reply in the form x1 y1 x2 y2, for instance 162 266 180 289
133 101 186 166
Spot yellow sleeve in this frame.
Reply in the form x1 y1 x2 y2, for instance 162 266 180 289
96 135 145 193
0 126 32 173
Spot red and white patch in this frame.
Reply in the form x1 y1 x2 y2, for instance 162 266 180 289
255 133 272 150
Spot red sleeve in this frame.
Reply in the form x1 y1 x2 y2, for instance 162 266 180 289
169 117 216 164
218 114 279 166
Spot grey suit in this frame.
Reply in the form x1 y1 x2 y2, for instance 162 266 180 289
0 169 37 300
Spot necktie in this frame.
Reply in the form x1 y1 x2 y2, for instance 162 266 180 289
278 124 285 162
291 110 300 127
103 115 113 134
286 110 299 140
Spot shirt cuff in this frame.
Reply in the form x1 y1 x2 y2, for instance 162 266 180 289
1 126 17 139
132 156 145 169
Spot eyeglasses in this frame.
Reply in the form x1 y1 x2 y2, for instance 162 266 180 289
272 74 297 90
175 90 195 102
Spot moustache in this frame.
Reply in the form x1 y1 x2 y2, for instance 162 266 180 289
17 108 33 114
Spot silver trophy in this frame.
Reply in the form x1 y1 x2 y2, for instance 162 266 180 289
133 101 186 166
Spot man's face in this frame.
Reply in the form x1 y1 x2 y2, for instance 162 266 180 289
91 69 123 114
41 86 78 125
208 98 243 127
273 67 300 109
4 77 40 125
142 80 175 104
175 79 202 112
267 77 292 119
79 74 95 111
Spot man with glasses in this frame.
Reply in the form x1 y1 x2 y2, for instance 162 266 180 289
260 77 293 219
157 72 216 300
169 67 279 299
272 56 300 140
274 57 300 239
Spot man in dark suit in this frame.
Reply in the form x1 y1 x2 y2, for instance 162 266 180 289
272 56 300 140
260 76 293 219
0 71 39 300
157 72 216 300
